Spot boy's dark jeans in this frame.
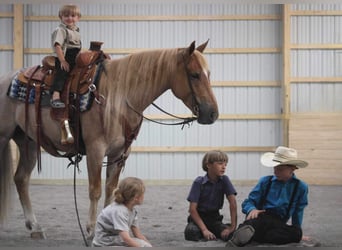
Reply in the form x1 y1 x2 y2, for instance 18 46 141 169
242 212 302 245
184 211 229 241
50 48 80 94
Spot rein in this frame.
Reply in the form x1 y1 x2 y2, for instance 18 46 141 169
126 100 197 129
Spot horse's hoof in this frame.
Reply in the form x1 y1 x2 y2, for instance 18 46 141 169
87 232 94 241
31 231 47 239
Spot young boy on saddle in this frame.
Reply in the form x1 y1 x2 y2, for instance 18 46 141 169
184 150 237 242
50 4 82 108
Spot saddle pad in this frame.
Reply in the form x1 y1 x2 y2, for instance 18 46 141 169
7 74 35 103
7 73 93 112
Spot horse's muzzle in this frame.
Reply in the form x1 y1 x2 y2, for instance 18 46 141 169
197 104 218 124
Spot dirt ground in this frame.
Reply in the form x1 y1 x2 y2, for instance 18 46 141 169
0 183 341 247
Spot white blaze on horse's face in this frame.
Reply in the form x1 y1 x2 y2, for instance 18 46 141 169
203 69 209 79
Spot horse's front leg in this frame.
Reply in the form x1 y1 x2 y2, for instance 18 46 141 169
104 152 129 206
13 134 46 239
85 149 105 240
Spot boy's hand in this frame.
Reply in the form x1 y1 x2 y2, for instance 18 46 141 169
221 227 234 240
202 229 216 240
246 209 265 220
60 60 70 72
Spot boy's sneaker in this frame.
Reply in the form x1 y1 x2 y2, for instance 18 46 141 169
301 237 321 247
225 225 255 247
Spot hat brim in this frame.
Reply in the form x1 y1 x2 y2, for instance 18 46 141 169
260 152 308 168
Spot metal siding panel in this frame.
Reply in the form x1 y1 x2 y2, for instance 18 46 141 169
184 153 200 179
335 84 342 109
0 53 13 75
292 84 342 112
292 15 342 44
122 155 139 177
0 18 13 44
172 153 187 179
235 87 248 113
0 4 12 12
136 153 150 179
292 3 342 11
0 5 13 76
235 153 249 179
292 0 342 127
159 153 173 180
222 87 281 114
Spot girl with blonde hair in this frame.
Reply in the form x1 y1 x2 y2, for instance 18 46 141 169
92 177 152 247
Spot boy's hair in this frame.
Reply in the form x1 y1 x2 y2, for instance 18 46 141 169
202 150 228 172
113 177 145 204
58 5 81 19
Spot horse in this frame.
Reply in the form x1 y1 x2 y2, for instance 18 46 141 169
0 40 218 240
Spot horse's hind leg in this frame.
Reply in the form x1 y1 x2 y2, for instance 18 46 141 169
12 129 46 239
0 137 14 223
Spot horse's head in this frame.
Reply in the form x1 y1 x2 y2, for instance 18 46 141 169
170 40 219 124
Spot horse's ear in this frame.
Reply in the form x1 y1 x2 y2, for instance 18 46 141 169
186 41 196 55
196 39 209 53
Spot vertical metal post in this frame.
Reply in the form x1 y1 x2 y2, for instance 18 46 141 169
282 4 291 146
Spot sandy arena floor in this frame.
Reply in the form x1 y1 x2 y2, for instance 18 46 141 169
0 184 341 247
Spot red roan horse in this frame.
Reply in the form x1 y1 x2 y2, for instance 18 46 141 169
0 41 218 240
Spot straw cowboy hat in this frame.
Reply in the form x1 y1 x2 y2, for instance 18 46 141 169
260 146 308 168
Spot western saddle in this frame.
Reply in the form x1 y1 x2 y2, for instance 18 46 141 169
17 41 110 146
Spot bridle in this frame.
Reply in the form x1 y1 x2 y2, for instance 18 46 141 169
182 51 201 117
126 51 200 129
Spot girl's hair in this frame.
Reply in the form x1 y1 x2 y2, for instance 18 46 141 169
58 5 82 18
202 150 229 171
113 177 145 204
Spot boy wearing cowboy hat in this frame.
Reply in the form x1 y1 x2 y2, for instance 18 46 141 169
226 146 309 247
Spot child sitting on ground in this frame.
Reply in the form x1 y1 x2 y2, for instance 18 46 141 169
184 150 237 242
92 177 152 247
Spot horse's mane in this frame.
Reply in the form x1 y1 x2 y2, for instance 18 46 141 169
101 48 179 135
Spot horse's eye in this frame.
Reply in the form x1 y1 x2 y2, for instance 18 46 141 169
190 72 200 80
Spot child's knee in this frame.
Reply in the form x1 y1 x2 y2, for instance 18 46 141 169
184 221 202 241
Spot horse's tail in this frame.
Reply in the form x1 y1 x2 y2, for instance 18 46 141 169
0 140 14 223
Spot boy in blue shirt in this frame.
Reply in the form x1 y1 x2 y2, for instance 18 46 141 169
226 146 309 247
184 150 237 242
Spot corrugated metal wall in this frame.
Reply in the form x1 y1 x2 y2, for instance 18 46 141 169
0 4 13 74
291 4 342 113
288 4 342 185
1 2 341 184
